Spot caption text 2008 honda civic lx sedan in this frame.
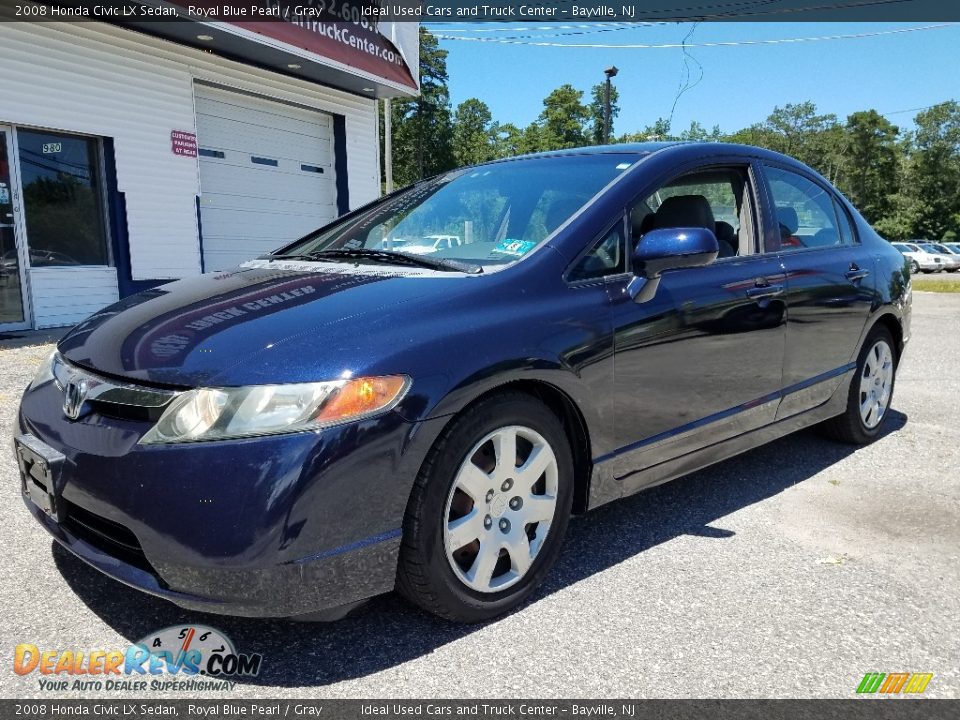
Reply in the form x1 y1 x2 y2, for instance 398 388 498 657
15 142 911 622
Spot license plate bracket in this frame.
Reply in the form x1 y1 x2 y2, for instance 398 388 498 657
15 434 66 523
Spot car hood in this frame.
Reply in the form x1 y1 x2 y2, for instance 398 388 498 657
57 261 462 387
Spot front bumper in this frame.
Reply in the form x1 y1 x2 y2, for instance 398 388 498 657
17 378 446 617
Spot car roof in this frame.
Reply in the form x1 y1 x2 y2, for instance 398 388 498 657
484 141 822 177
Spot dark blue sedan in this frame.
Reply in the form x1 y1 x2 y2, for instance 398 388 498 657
16 143 911 622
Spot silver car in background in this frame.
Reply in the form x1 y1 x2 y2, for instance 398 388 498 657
892 242 946 273
925 242 960 272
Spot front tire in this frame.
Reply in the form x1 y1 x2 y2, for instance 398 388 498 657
397 393 574 622
820 326 897 445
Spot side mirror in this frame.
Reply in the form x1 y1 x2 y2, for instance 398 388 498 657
627 227 720 302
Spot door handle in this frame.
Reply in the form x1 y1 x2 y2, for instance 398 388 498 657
845 268 870 282
746 284 784 300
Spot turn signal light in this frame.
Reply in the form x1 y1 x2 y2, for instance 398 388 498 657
314 376 409 423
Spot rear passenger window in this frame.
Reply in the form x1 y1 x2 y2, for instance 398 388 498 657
835 202 857 245
764 165 852 251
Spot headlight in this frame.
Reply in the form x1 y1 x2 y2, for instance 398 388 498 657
139 375 410 444
30 350 58 389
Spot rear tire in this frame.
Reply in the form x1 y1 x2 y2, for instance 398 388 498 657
397 393 573 623
909 260 920 274
820 326 897 445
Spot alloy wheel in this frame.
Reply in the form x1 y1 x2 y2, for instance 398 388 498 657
443 425 559 593
859 339 894 429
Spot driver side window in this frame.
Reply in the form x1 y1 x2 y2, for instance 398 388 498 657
629 167 751 260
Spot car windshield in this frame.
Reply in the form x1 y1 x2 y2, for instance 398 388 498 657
273 154 639 270
921 244 941 253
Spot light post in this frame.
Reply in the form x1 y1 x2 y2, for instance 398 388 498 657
603 65 619 144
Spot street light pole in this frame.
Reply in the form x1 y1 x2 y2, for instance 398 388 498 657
603 65 619 144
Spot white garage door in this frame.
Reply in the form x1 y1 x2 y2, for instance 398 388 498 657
194 85 337 272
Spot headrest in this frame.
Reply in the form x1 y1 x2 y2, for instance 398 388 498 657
777 205 799 234
714 221 736 242
653 195 715 231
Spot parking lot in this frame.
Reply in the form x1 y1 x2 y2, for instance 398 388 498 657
1 292 957 699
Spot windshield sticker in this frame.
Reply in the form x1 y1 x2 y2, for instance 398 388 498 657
492 239 537 258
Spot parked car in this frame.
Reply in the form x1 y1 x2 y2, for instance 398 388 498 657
923 242 960 272
401 234 463 255
891 242 945 273
16 143 910 623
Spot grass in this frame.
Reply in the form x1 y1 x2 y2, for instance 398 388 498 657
912 277 960 293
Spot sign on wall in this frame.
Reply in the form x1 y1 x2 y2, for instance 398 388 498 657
171 130 198 157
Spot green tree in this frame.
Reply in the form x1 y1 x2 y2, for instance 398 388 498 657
490 122 524 158
756 102 841 172
906 101 960 239
537 84 591 150
619 118 672 143
589 81 620 145
679 120 722 142
387 27 455 186
843 110 901 225
452 98 495 166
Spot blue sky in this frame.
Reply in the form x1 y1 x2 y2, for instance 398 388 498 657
423 22 960 136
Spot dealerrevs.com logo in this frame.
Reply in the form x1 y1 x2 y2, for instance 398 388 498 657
14 625 262 692
856 672 934 695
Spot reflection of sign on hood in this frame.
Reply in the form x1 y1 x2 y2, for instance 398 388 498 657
121 273 377 370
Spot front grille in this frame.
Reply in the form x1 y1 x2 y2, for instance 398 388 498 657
87 401 166 423
53 354 180 423
61 499 160 578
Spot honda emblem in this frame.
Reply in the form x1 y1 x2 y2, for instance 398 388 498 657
63 377 88 420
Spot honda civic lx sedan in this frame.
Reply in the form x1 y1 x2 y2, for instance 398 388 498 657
16 143 911 622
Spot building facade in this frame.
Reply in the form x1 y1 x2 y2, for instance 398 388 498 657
0 8 418 330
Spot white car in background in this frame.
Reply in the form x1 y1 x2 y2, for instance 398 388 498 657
924 242 960 272
401 235 463 255
891 242 946 273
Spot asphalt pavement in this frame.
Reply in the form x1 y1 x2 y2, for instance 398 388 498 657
1 292 957 699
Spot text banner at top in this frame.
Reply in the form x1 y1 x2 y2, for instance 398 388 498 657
6 0 960 23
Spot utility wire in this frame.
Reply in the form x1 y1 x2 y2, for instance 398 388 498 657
428 22 648 33
668 22 704 130
432 23 956 48
433 26 643 41
880 104 943 116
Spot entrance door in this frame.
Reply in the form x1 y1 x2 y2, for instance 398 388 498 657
0 127 29 330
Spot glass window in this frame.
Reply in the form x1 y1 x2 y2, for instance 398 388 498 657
1 130 25 324
835 201 856 245
630 167 748 259
279 155 637 269
17 129 109 267
568 223 626 282
765 165 848 252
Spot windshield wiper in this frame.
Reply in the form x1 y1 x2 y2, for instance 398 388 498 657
277 248 482 274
